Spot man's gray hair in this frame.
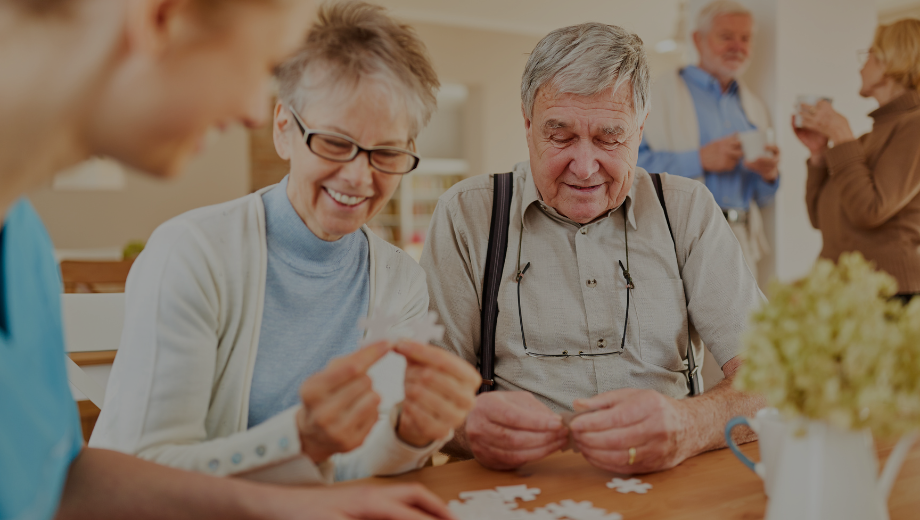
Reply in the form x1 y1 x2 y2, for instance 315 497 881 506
521 23 650 127
695 0 753 35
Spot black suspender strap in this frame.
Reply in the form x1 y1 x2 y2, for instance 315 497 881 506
478 172 514 393
650 173 701 396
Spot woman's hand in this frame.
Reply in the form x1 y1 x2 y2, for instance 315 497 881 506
792 114 830 167
392 341 481 448
799 100 855 145
296 342 392 464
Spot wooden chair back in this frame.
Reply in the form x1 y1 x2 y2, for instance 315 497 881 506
60 260 134 293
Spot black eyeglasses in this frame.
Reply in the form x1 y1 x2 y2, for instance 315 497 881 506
515 211 635 359
287 105 421 175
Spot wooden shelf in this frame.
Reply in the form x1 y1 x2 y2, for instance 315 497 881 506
68 350 117 366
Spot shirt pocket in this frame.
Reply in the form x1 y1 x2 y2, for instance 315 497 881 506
633 278 689 372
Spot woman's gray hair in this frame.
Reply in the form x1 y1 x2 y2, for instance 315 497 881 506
275 0 439 139
695 0 752 35
521 23 650 127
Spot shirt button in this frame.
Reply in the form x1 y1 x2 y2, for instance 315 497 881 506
597 338 607 348
255 445 266 457
579 228 588 235
586 279 597 288
207 459 220 472
231 453 243 465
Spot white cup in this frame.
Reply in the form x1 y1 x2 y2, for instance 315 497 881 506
794 95 832 127
738 128 775 162
725 407 785 497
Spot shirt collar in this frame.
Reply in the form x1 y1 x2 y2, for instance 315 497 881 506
516 161 638 230
869 90 920 123
682 65 739 96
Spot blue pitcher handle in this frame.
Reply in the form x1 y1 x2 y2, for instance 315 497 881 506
725 416 757 472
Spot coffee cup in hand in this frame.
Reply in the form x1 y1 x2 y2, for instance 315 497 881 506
738 128 774 162
794 95 832 127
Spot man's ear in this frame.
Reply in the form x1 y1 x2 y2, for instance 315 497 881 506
522 103 533 137
124 0 192 56
273 102 293 161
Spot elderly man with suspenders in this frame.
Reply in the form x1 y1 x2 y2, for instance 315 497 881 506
420 22 766 474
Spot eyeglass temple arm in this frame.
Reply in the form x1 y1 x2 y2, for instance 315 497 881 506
516 262 531 350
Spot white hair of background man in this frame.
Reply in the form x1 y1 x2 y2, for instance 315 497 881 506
695 0 753 34
521 23 651 128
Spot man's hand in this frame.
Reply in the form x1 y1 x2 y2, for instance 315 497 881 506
465 391 568 470
296 342 391 464
743 144 780 182
259 483 456 520
700 134 743 173
393 341 481 447
569 388 689 474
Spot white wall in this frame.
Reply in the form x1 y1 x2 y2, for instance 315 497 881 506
28 126 251 250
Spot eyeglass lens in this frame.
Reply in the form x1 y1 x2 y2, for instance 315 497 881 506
308 134 416 174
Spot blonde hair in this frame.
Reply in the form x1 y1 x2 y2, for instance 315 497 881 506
275 0 439 139
872 18 920 91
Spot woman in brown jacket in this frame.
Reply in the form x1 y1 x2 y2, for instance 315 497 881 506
796 19 920 300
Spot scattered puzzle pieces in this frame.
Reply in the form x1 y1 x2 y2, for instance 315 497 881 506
451 486 623 520
449 492 517 520
606 477 653 494
546 499 621 520
494 484 542 502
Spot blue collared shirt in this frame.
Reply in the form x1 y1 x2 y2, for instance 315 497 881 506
637 65 779 210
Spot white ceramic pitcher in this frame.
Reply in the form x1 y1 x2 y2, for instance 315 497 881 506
725 407 785 496
727 412 918 520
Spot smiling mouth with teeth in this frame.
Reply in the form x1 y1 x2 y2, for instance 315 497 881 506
325 187 369 207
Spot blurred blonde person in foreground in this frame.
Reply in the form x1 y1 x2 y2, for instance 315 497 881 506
91 0 480 485
0 0 455 519
798 19 920 302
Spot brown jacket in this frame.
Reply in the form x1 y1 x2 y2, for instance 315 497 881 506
806 90 920 293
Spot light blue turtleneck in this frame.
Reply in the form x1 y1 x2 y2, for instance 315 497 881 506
248 176 370 428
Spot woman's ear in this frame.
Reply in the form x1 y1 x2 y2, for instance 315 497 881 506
273 102 293 161
123 0 192 57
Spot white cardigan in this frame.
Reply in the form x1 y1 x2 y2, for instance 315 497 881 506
90 185 447 484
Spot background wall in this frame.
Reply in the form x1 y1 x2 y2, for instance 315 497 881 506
28 126 250 249
27 0 916 260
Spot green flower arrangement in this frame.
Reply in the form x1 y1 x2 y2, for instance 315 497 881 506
736 252 920 438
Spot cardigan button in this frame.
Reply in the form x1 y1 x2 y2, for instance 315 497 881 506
279 437 290 450
232 453 242 465
256 445 266 457
208 459 219 472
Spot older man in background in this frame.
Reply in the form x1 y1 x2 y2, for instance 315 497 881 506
638 0 779 279
421 22 765 475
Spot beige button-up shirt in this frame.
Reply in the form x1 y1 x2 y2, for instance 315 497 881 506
421 162 764 412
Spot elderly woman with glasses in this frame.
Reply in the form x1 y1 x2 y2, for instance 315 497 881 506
90 1 480 485
797 19 920 301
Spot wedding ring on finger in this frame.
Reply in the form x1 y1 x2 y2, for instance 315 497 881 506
628 446 637 466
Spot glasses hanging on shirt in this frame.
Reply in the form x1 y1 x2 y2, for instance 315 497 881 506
515 210 634 359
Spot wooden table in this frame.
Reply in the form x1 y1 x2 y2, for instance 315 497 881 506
344 441 920 519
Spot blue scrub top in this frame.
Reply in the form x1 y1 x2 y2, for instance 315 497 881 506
0 199 83 520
